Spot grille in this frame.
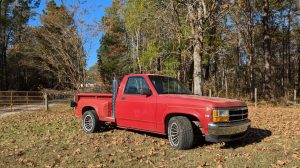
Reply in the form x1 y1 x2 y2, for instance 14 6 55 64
228 108 248 122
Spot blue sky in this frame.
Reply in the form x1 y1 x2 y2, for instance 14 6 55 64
28 0 112 69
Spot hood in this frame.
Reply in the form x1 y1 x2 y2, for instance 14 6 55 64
159 94 247 108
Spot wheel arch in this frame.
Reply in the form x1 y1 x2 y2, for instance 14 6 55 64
164 112 202 135
82 106 96 115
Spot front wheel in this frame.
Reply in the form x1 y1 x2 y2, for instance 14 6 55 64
82 110 100 133
168 116 195 150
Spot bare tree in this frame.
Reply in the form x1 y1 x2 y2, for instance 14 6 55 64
176 0 228 95
15 2 86 90
262 0 272 99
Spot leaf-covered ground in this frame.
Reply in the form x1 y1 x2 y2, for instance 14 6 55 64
0 104 300 168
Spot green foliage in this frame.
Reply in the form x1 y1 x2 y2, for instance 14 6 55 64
140 43 159 72
98 0 300 98
0 0 41 90
124 0 151 33
97 0 128 83
161 56 179 78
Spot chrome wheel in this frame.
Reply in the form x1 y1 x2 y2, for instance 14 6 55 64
169 122 179 146
83 114 93 132
167 116 194 150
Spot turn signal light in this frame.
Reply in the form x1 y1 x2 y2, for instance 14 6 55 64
213 116 229 122
212 109 229 122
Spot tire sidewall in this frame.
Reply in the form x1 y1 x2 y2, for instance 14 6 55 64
167 116 194 150
168 118 181 148
82 111 97 133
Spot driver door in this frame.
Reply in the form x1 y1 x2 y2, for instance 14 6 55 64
116 76 157 132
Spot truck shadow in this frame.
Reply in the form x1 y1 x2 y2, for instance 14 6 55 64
105 126 271 149
220 127 272 149
97 124 116 133
115 128 167 139
116 127 271 149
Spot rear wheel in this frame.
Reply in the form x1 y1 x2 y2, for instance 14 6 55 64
167 116 194 150
82 110 100 133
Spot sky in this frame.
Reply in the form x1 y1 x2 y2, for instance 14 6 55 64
28 0 112 69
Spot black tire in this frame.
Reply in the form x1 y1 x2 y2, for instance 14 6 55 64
167 116 194 150
82 110 100 133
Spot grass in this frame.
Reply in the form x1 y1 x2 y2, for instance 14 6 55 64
0 104 300 168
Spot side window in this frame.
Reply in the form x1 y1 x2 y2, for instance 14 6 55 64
124 77 150 95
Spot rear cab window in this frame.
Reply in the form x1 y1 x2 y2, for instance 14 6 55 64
124 77 150 95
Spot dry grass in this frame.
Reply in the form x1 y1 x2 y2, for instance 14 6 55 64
0 104 300 168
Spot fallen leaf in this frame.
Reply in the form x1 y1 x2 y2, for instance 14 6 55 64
276 160 286 166
73 148 81 155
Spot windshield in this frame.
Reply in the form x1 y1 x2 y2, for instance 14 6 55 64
148 75 192 94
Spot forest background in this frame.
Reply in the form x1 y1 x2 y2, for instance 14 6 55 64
0 0 299 102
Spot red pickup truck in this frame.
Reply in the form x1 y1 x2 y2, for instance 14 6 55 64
71 74 250 149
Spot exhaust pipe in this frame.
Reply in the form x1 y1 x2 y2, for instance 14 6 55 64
111 77 117 118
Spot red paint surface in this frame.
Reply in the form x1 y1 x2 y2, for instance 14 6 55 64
75 74 246 135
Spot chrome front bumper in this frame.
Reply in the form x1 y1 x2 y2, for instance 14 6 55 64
208 119 251 135
205 119 251 142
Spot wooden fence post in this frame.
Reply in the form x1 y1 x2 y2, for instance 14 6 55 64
225 79 228 98
254 88 257 108
209 89 212 97
44 93 48 111
294 89 297 102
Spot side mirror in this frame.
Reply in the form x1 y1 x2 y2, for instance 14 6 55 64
142 88 152 97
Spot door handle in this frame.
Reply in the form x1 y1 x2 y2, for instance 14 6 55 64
121 97 126 100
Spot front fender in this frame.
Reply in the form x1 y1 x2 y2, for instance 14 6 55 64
162 106 211 134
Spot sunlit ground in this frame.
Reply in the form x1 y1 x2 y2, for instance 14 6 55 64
0 104 299 168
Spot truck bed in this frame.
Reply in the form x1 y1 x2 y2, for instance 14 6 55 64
75 93 115 122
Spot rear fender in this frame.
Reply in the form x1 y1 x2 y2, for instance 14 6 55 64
77 99 111 121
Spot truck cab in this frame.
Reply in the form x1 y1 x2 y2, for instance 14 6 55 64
72 74 251 150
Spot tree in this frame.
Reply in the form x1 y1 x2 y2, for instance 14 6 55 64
231 0 257 97
17 0 86 89
0 0 40 90
97 0 300 101
176 0 229 95
262 0 272 99
97 0 128 83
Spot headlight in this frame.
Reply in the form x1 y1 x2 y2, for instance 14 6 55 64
213 109 229 122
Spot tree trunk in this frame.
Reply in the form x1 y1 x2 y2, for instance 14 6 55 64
156 57 161 72
136 30 142 73
246 0 255 99
177 48 184 82
177 37 184 82
287 9 291 85
298 45 300 93
262 0 272 99
193 41 202 95
0 0 8 90
0 0 2 90
214 56 218 96
204 61 210 80
235 31 241 91
225 69 228 98
130 36 136 73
